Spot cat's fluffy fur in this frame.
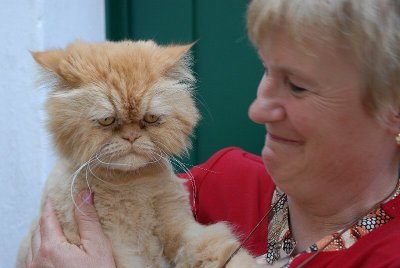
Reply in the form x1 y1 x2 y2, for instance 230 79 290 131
16 40 258 267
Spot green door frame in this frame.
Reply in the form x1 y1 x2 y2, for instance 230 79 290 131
105 0 265 166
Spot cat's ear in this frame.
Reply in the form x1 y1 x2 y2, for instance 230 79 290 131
31 49 66 76
31 49 82 88
164 42 196 82
165 42 195 62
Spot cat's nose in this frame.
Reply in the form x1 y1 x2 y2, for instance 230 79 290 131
122 132 141 143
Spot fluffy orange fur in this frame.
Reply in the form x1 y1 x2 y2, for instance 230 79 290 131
32 40 199 169
15 40 258 268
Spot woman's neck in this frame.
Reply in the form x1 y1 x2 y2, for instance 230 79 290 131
286 172 398 252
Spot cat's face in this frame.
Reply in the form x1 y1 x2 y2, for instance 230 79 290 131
32 40 199 171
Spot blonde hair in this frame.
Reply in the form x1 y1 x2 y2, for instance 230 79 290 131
247 0 400 122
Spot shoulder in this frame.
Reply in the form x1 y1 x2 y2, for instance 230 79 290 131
186 147 273 202
191 146 268 184
182 147 275 256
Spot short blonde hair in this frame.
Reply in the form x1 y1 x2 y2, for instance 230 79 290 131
247 0 400 122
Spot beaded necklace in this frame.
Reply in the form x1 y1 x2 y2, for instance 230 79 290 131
261 180 400 267
223 179 400 268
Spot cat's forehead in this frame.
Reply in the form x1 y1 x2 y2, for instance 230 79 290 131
82 80 174 122
48 40 193 121
34 39 193 94
63 41 186 89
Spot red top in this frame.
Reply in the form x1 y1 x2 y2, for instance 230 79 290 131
181 147 400 267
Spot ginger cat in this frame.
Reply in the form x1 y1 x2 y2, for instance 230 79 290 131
16 40 258 268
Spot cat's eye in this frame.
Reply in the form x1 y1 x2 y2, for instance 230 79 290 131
98 117 116 126
143 114 159 124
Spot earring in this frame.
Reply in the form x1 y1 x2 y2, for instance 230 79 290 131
396 134 400 147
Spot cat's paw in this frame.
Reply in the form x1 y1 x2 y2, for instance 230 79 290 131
186 222 257 268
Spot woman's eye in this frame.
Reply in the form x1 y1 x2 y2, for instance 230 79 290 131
143 114 159 124
98 117 116 126
289 82 307 94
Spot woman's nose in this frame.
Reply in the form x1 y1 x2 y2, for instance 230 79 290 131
248 75 285 124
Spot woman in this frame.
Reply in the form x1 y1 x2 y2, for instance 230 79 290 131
27 0 400 267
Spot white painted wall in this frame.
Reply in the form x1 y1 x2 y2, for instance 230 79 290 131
0 1 105 267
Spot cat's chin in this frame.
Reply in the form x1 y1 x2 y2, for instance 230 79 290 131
101 153 159 172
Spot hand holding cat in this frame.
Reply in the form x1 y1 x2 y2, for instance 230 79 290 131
26 191 116 268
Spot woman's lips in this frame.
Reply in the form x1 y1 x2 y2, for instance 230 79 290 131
268 133 303 144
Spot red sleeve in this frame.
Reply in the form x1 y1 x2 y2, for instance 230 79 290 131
179 147 275 256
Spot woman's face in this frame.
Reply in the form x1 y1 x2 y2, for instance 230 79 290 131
249 31 396 194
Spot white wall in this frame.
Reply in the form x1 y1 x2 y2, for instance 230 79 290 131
0 1 105 267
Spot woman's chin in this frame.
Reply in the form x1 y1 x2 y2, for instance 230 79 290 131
262 146 292 187
261 145 278 168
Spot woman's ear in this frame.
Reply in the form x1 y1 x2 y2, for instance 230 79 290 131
386 107 400 135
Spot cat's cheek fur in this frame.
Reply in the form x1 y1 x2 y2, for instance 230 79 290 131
148 110 199 157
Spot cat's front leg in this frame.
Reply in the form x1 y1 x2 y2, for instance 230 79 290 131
175 221 260 268
153 179 259 268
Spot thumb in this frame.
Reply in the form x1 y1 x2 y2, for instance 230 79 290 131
74 190 108 251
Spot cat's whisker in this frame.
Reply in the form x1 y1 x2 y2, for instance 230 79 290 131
142 152 163 165
150 153 170 170
171 157 193 175
133 144 168 169
93 151 135 174
169 156 199 219
192 94 213 122
171 156 219 175
84 161 92 193
152 139 218 174
95 152 135 168
152 140 190 167
190 165 219 174
151 141 201 219
151 148 191 177
170 156 195 183
69 159 95 215
151 152 169 169
145 146 169 163
150 148 198 215
95 145 163 172
87 159 119 187
151 140 172 154
85 155 102 190
71 152 117 197
151 143 185 170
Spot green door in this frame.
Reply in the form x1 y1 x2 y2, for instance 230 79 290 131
106 0 265 165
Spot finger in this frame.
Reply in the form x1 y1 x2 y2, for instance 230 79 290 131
39 198 68 244
25 226 39 267
74 190 108 250
25 247 32 268
26 244 32 267
31 225 41 259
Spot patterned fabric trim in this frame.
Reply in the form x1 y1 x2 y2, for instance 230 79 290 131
256 181 400 266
